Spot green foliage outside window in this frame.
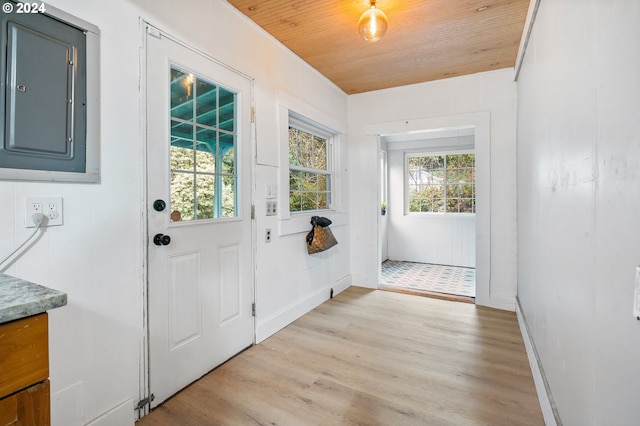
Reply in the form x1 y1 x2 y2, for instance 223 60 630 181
408 153 475 213
289 126 331 212
170 146 236 220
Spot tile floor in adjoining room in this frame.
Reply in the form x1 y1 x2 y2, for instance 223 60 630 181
380 260 476 298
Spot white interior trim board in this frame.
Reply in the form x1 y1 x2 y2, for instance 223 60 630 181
516 297 561 426
514 0 541 81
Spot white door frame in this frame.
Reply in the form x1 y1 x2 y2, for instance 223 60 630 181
370 111 492 308
137 20 256 419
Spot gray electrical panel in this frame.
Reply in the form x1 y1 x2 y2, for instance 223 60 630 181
0 5 87 174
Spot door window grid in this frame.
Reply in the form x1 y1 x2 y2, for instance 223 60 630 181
169 66 237 221
407 153 475 213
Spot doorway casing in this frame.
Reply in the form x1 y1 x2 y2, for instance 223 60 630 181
368 111 497 308
138 21 257 419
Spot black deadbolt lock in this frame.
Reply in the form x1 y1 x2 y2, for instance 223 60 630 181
153 234 171 246
153 199 166 212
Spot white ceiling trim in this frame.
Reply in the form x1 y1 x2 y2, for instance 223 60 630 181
515 0 542 81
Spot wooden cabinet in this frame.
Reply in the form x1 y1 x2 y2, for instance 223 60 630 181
0 313 50 425
0 380 50 425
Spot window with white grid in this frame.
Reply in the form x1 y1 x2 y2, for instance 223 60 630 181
288 119 333 212
407 152 475 213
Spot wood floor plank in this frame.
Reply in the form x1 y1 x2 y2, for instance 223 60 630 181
138 286 543 425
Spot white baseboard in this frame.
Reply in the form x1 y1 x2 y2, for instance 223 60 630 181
486 295 516 311
516 297 560 426
256 275 351 343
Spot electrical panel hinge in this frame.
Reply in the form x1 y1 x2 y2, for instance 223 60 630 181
251 204 255 219
135 394 155 410
252 303 256 317
250 107 255 123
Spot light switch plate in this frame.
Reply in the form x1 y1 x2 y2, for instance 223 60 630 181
265 183 278 199
266 201 277 216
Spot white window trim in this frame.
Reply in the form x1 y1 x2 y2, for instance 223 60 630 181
404 149 476 216
288 115 335 212
277 91 346 236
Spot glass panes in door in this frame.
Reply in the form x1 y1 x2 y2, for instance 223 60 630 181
169 66 238 221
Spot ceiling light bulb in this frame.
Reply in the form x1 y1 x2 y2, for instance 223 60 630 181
358 1 388 42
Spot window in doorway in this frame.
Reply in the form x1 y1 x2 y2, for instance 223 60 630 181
407 152 475 213
169 66 238 221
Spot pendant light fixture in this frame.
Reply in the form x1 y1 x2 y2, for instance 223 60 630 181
358 0 388 42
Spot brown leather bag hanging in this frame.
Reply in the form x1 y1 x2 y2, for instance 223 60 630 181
306 216 338 254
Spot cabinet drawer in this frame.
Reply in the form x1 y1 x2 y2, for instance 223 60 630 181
0 313 48 399
0 379 50 425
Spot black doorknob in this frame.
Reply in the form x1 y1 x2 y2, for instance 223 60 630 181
153 199 167 212
153 233 171 246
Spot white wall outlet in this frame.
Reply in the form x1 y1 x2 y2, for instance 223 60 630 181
265 228 272 243
30 200 43 214
25 196 63 227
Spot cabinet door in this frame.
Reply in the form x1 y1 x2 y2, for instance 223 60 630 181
0 313 48 399
0 380 50 426
0 392 18 424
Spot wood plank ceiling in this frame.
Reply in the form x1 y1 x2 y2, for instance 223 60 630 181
226 0 530 94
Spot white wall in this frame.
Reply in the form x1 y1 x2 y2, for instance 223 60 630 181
0 0 349 424
348 69 518 310
517 0 640 424
385 136 475 268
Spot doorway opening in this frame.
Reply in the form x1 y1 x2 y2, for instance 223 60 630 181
378 127 476 302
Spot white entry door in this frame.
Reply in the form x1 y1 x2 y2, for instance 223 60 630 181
146 29 254 407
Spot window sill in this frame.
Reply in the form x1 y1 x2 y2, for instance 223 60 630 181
404 212 476 218
279 211 348 236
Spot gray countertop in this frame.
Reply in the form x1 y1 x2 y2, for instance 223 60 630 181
0 273 67 324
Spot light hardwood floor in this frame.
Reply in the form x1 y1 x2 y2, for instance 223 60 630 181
138 286 543 425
